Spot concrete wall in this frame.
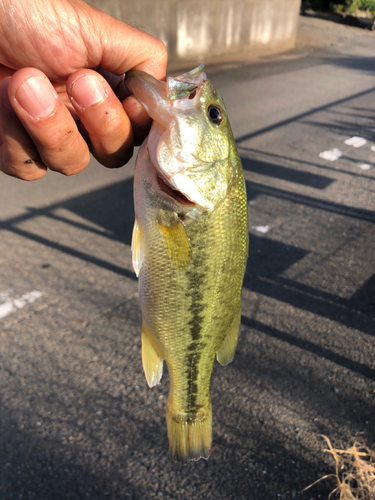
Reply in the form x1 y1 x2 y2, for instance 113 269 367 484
87 0 301 69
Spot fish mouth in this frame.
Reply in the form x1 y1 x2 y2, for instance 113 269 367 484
125 71 199 208
155 170 196 207
125 68 207 211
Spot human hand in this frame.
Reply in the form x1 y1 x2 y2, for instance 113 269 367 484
0 0 167 180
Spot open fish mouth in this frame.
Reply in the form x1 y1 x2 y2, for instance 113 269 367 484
155 170 197 207
125 66 209 211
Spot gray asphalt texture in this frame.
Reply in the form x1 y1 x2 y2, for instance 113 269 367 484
0 15 374 500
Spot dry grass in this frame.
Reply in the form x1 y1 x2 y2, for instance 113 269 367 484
302 436 375 499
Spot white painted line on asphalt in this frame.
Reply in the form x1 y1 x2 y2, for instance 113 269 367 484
22 290 44 303
0 290 45 319
371 145 375 151
344 136 367 148
319 148 342 161
0 301 15 319
252 225 269 234
358 163 371 170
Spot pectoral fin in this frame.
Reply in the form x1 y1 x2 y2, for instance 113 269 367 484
158 219 190 268
142 322 163 387
131 218 143 277
216 308 241 366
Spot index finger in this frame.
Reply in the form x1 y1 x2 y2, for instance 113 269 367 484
91 7 168 80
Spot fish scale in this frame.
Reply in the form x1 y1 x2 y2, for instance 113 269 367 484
126 66 248 462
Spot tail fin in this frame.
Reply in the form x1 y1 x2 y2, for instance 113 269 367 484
166 401 212 463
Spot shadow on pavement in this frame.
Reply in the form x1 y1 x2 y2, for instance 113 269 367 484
235 86 375 144
1 293 370 499
246 181 375 224
241 157 334 189
244 228 374 335
239 147 375 180
241 315 375 380
0 178 137 280
0 296 339 500
0 156 373 334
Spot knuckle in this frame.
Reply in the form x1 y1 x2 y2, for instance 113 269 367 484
18 169 47 181
151 39 168 74
0 146 46 180
1 161 46 180
94 145 134 169
155 38 168 57
37 124 76 152
53 150 91 176
39 127 91 174
150 36 167 59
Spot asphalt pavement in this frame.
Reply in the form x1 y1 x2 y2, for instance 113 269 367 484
0 15 374 500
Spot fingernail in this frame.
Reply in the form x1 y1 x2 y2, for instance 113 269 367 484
70 75 107 109
15 76 58 118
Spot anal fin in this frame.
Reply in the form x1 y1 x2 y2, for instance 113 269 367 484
216 307 241 366
142 322 163 387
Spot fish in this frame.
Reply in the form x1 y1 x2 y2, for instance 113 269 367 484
125 65 248 463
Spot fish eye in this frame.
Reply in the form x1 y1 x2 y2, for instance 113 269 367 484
208 105 224 125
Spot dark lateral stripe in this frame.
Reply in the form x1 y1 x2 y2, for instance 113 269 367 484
184 250 207 417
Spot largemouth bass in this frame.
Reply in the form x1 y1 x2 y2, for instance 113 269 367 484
125 65 248 463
